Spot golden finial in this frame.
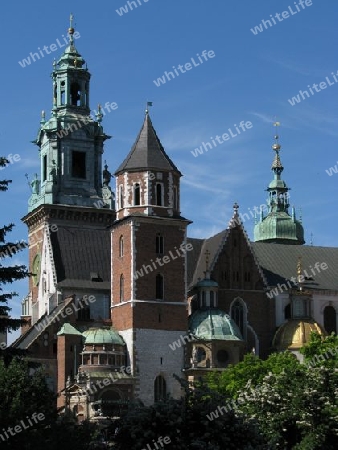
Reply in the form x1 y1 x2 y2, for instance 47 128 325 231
205 249 210 272
69 13 75 35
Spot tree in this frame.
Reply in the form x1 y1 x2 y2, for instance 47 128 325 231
235 364 338 449
0 157 29 360
206 351 299 399
206 347 338 448
114 376 266 450
0 357 100 449
300 331 338 369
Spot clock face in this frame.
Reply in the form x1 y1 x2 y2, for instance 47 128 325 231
32 253 41 286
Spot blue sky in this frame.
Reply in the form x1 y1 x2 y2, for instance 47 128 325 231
1 0 338 342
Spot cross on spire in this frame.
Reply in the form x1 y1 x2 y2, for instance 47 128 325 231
68 13 75 45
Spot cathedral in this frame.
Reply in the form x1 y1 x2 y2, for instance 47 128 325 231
12 21 338 423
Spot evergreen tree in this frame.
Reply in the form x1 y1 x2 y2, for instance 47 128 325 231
0 156 29 360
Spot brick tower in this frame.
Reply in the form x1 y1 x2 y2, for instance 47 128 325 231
111 111 191 404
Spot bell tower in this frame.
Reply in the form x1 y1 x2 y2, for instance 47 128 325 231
111 111 191 404
21 17 115 328
254 122 305 245
28 15 112 211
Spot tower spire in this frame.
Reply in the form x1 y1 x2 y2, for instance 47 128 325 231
253 121 305 245
68 13 75 45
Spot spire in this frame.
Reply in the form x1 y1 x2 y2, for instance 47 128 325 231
68 13 75 46
115 112 180 175
253 121 305 245
27 18 112 213
297 256 303 288
271 124 284 175
56 14 85 70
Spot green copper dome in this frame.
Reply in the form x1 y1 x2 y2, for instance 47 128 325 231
254 212 305 244
189 309 243 341
196 278 218 288
82 327 125 346
254 126 304 245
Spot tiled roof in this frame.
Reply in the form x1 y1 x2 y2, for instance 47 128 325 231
187 223 338 292
51 226 111 285
252 242 338 291
115 114 180 174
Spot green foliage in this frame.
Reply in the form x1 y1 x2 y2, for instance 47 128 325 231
0 358 99 449
236 364 338 449
300 332 338 369
0 157 29 340
114 377 265 450
207 351 300 398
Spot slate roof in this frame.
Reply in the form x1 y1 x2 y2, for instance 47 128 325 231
252 242 338 291
51 226 111 289
187 224 338 292
115 113 181 175
188 230 228 288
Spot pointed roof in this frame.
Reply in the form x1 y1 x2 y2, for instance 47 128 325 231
57 323 83 336
56 14 85 70
254 124 305 245
188 204 268 289
115 113 181 175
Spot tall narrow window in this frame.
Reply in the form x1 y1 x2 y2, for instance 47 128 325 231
324 306 336 334
156 274 164 300
42 155 47 182
70 82 81 106
120 275 124 302
230 298 247 338
72 151 86 179
210 291 215 307
173 186 178 210
134 183 140 206
78 304 90 320
154 375 166 402
156 234 164 254
156 183 163 206
201 291 206 307
119 185 124 209
119 236 124 257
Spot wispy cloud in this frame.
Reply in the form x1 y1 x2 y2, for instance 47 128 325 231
268 56 311 76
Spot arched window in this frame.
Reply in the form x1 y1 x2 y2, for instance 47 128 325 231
156 233 164 254
230 298 247 338
119 185 124 209
156 274 164 300
156 183 163 206
120 275 124 302
134 183 140 206
70 82 81 106
324 306 337 334
119 236 124 257
154 375 166 402
284 303 291 320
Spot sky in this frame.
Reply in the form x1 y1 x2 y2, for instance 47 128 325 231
1 0 338 343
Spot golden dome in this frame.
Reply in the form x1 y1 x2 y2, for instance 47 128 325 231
273 319 325 351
